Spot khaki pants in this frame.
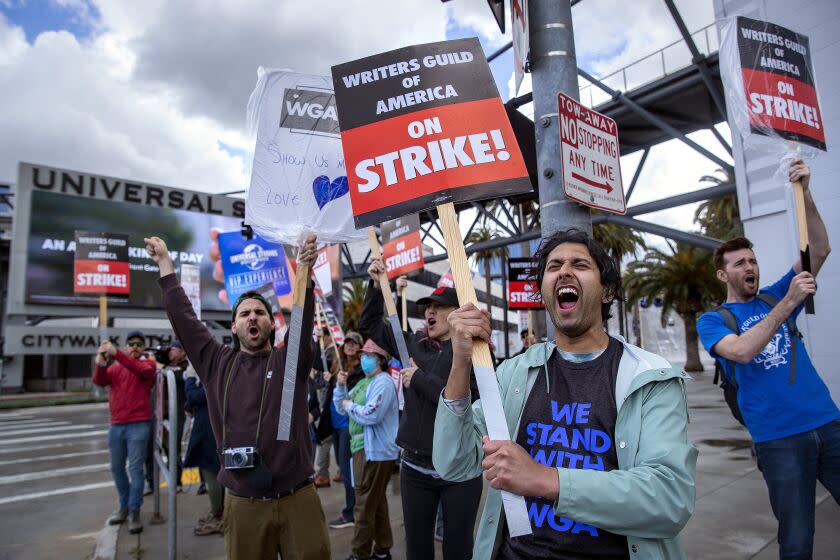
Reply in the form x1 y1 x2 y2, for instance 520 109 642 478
223 483 329 560
351 450 395 558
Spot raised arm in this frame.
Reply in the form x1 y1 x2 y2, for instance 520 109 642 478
145 235 227 382
358 258 401 357
92 340 112 387
710 271 815 364
790 159 831 276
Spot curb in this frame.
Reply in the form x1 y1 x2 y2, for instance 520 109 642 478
93 520 120 560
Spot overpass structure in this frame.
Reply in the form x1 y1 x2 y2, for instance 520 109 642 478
342 5 735 279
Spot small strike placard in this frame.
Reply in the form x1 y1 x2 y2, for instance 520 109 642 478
558 93 625 214
508 257 542 310
73 231 130 295
381 214 424 279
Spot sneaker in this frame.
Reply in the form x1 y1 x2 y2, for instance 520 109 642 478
371 552 392 560
128 511 143 534
328 515 354 529
332 471 343 483
107 508 128 525
194 515 223 536
313 474 331 488
197 482 207 495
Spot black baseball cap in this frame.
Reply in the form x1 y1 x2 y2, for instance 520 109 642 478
417 287 459 308
231 291 273 322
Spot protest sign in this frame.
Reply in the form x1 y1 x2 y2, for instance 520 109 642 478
181 264 202 320
332 38 533 536
255 282 288 349
74 231 130 343
331 37 531 228
558 93 625 214
511 0 529 95
381 214 424 280
719 16 827 313
246 70 366 246
217 231 291 306
74 231 130 296
507 257 542 310
437 270 455 288
312 246 334 297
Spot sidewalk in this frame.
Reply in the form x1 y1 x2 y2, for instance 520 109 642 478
108 369 839 559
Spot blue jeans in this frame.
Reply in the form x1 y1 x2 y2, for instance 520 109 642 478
332 427 355 520
108 421 151 512
755 419 840 559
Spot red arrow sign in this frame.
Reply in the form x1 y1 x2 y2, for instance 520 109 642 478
571 171 613 194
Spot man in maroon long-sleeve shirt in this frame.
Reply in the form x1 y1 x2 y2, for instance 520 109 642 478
92 330 156 534
144 233 330 560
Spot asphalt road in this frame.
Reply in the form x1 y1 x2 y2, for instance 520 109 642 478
0 403 114 560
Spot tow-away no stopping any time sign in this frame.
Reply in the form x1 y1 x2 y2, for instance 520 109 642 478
558 92 626 214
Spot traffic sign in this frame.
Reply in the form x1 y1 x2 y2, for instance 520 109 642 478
558 92 626 214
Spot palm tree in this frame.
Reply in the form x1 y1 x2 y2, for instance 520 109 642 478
694 168 742 239
465 226 508 317
623 242 724 371
593 218 646 336
342 279 366 333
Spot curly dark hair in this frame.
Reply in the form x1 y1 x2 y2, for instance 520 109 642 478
527 228 623 321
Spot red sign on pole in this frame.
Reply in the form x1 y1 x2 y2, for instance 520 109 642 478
381 214 424 279
558 93 625 214
508 257 542 310
331 38 532 228
73 231 130 295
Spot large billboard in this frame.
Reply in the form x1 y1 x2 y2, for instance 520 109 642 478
13 164 242 316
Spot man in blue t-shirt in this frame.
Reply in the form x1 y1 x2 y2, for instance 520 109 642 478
697 159 839 559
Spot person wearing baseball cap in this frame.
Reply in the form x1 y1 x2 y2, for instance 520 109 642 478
359 260 481 560
145 233 331 559
333 338 399 560
93 330 156 534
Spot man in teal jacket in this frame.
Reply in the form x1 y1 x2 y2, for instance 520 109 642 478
432 229 698 559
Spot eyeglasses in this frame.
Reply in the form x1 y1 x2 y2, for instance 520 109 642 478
126 341 144 348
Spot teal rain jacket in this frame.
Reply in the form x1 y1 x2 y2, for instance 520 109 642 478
432 338 698 559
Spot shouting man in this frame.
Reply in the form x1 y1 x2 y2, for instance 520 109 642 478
697 159 838 559
433 229 697 559
145 234 329 560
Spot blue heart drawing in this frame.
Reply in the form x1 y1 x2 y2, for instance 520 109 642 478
312 175 349 210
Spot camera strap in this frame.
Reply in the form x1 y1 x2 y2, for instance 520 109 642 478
221 349 274 451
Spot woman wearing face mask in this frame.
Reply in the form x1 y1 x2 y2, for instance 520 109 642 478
359 261 482 560
333 339 399 560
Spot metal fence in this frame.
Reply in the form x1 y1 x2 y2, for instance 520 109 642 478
151 368 178 560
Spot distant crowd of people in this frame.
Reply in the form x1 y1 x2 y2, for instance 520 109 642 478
90 159 837 560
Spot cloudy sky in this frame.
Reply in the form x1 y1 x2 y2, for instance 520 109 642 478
0 0 731 252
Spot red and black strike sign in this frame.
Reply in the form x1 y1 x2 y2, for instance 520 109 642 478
736 16 825 151
381 214 424 280
331 38 532 228
508 257 542 310
73 231 130 295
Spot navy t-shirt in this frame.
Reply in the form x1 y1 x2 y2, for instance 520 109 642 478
498 338 629 559
697 268 840 443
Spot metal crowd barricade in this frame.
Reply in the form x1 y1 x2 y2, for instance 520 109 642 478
151 367 178 560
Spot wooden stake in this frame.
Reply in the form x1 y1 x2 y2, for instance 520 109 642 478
792 180 815 314
277 258 311 440
436 203 494 368
98 294 108 341
528 310 533 339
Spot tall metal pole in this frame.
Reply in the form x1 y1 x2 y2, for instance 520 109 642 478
529 0 590 237
529 0 589 339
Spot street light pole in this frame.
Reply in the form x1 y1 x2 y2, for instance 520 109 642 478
529 0 589 236
529 0 590 339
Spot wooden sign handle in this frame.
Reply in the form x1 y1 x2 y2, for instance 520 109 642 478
99 295 108 329
792 180 815 314
367 227 400 317
292 262 310 308
437 203 494 369
528 310 533 339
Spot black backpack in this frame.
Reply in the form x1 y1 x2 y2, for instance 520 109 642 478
711 292 802 426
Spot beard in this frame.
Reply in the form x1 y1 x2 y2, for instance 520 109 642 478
237 325 272 352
